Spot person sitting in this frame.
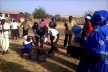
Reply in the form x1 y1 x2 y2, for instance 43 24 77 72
21 35 33 58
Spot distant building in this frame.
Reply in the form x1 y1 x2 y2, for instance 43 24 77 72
0 11 24 22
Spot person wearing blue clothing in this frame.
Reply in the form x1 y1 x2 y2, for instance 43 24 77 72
77 10 108 72
21 35 33 57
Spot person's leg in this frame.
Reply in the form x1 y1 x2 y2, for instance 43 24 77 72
4 37 9 53
54 34 60 53
23 29 25 37
23 29 28 36
11 29 14 39
15 29 18 40
68 34 72 46
2 38 6 54
35 36 39 46
48 36 54 55
64 34 68 47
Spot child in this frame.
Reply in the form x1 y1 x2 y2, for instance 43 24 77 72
21 35 33 58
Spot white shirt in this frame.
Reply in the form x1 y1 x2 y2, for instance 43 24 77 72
10 22 18 29
0 23 10 38
48 28 59 37
48 28 59 42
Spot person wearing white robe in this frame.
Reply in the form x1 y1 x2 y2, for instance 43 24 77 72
0 18 10 55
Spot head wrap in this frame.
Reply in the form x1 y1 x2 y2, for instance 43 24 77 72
91 10 108 26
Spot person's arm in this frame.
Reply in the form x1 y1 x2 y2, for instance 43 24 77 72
49 22 51 28
53 35 57 42
44 32 48 42
86 21 93 33
19 22 23 29
73 21 77 25
64 22 68 30
55 22 57 28
28 24 32 30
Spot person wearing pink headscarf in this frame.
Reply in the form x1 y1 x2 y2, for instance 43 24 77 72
39 18 47 27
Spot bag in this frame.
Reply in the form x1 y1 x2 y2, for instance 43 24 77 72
67 46 83 59
37 48 46 62
30 48 37 60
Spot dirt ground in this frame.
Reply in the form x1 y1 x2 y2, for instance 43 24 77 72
0 22 80 72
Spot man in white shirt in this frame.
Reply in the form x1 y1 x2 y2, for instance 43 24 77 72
10 19 19 40
0 18 10 55
47 28 60 56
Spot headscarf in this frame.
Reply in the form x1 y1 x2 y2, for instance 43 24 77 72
91 10 108 26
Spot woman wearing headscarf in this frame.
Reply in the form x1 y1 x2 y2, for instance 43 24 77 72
81 14 93 43
39 18 47 27
77 10 108 72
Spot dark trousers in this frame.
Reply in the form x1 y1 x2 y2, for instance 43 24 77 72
35 35 44 47
64 34 72 47
23 29 28 36
11 29 19 39
48 34 59 54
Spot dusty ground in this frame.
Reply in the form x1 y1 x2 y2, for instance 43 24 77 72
0 22 80 72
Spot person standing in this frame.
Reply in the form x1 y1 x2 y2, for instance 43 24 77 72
0 18 10 55
64 16 77 48
49 17 57 29
77 10 108 72
19 19 31 37
81 15 93 43
10 19 19 40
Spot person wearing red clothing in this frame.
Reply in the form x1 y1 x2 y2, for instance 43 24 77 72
82 15 93 42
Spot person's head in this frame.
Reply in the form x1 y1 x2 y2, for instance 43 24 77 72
12 19 16 22
34 22 38 26
24 19 27 22
43 26 48 34
91 10 108 27
85 15 91 22
51 17 55 21
41 18 44 21
69 16 73 22
23 35 31 42
1 19 5 25
27 36 31 42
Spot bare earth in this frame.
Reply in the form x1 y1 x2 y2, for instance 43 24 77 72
0 22 79 72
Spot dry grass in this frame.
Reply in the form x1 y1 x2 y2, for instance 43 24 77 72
0 22 80 72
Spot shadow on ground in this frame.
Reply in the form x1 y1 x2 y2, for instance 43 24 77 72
0 59 30 72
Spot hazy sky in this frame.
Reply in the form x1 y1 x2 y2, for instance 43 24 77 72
0 0 108 16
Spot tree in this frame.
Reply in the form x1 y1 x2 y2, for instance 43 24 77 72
24 12 32 21
33 7 48 19
24 12 31 18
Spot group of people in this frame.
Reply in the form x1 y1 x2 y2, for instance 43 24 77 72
76 10 108 72
0 10 108 72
